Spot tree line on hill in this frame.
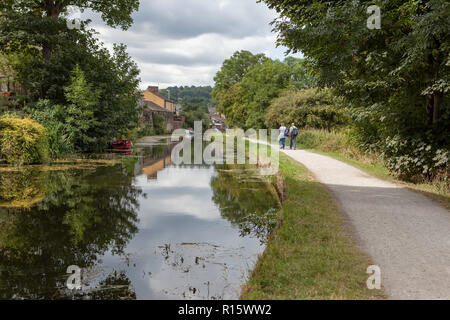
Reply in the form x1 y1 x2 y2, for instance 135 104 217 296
160 86 213 129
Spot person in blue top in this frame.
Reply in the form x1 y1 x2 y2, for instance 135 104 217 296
289 123 298 150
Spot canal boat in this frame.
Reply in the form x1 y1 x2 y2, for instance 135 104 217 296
111 140 133 150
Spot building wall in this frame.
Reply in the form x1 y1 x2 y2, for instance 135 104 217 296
165 100 175 112
142 86 175 112
140 86 183 132
173 116 185 130
142 90 166 109
141 105 174 132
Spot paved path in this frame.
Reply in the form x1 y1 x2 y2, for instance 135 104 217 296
257 139 450 299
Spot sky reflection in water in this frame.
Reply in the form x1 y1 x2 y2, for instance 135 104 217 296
0 141 279 300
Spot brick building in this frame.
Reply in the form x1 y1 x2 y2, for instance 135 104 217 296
141 86 185 132
142 86 175 112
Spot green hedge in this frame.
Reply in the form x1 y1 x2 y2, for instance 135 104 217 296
265 88 349 131
0 118 49 165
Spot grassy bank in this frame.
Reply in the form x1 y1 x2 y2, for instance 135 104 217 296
242 153 385 299
295 129 450 210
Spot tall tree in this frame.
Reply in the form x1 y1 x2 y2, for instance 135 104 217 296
0 0 139 61
261 0 449 178
213 53 311 128
260 0 449 127
0 0 139 98
212 50 267 116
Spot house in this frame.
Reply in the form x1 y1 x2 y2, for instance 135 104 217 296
208 104 227 131
140 86 185 132
142 86 175 112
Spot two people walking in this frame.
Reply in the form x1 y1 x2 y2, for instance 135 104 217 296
278 123 299 150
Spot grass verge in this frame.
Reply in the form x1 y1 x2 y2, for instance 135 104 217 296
242 153 385 299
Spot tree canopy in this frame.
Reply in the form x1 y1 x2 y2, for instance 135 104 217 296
0 1 141 153
0 0 139 61
213 51 315 128
261 0 449 178
160 86 213 129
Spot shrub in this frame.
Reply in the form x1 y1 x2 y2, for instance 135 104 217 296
31 101 75 158
383 136 450 182
29 66 100 157
266 88 349 130
0 169 47 208
296 128 381 164
0 117 49 165
153 114 166 134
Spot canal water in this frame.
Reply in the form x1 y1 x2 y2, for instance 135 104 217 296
0 138 279 300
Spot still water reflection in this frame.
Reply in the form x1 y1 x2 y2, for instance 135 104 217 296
0 139 279 300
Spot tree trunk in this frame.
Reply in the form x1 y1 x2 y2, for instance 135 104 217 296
42 2 63 62
43 43 52 62
426 93 443 126
426 94 434 125
433 92 442 125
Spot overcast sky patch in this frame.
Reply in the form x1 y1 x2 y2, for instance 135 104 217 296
85 0 302 89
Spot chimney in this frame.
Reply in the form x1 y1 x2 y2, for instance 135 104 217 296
147 86 159 94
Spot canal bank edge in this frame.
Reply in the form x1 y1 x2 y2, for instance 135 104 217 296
241 153 386 300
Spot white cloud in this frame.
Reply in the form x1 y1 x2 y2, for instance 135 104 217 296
84 0 302 89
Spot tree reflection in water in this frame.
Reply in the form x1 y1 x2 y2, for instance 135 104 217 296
210 164 280 243
0 164 141 300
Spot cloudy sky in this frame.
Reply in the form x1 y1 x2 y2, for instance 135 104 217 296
83 0 302 89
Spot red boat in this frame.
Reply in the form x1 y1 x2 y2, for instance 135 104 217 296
0 92 15 97
111 140 133 150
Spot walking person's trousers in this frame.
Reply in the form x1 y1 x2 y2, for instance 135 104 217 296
290 137 297 150
280 138 286 149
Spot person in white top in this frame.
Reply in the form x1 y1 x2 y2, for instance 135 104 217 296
278 123 287 149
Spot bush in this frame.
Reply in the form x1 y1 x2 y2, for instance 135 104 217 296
266 88 349 130
0 169 47 208
31 101 75 158
0 117 49 165
153 114 166 135
126 123 155 141
383 136 450 182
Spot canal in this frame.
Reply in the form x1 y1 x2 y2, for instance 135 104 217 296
0 137 280 300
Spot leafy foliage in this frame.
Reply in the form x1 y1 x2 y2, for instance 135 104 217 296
0 0 139 61
213 51 313 128
153 114 166 135
160 86 213 129
266 88 348 131
160 86 213 107
0 117 49 165
212 50 268 120
260 0 449 180
0 2 141 152
383 136 449 181
31 66 101 156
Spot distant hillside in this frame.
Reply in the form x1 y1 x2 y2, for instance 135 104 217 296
159 86 214 129
159 86 213 109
